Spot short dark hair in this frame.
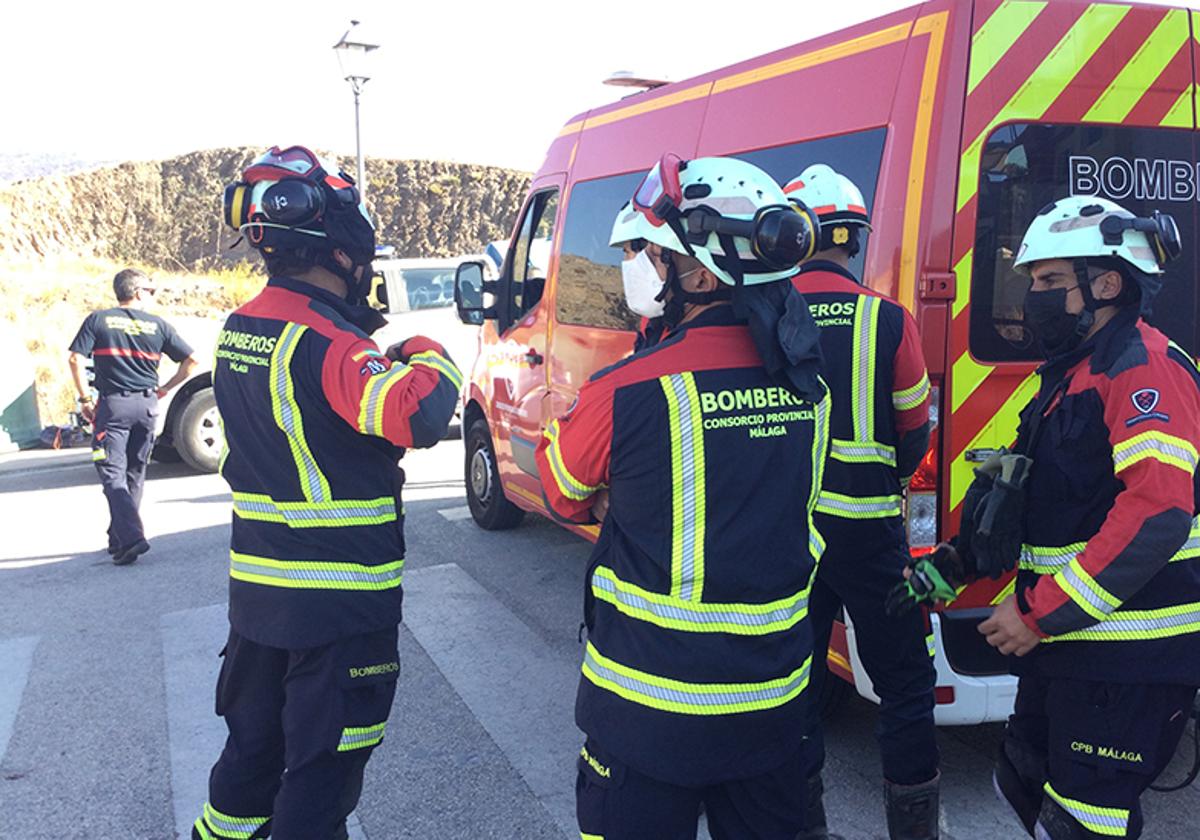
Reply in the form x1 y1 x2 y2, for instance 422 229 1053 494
263 249 321 279
113 268 147 302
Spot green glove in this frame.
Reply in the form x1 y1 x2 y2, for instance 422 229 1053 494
885 544 965 617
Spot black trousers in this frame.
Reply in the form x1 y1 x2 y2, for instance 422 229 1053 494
194 627 400 840
1002 673 1196 839
91 391 156 550
576 736 818 840
808 538 939 785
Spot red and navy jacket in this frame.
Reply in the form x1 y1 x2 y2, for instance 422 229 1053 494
536 305 831 787
214 276 461 649
792 262 931 552
1013 310 1200 685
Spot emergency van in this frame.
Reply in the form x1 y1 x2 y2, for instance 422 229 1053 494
453 0 1200 724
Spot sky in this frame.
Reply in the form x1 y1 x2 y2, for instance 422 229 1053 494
2 0 1197 173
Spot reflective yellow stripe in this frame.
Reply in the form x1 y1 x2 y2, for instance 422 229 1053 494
229 551 404 591
582 642 811 716
408 349 464 390
232 492 396 528
850 296 880 441
591 566 809 636
193 820 218 840
967 1 1049 94
581 834 604 840
270 324 330 502
542 418 602 501
1044 783 1129 837
91 449 106 461
809 387 831 513
892 371 930 413
926 632 936 658
1048 601 1200 643
829 438 897 466
1083 9 1189 124
338 721 387 751
1056 557 1121 621
815 491 902 520
1022 519 1200 574
660 373 706 602
357 363 414 438
1112 430 1199 475
200 803 270 840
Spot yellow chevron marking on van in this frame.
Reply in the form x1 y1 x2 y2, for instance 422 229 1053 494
948 373 1038 511
1083 9 1188 124
900 11 949 307
951 249 973 320
712 21 912 93
968 1 1048 94
957 3 1130 213
1161 83 1196 128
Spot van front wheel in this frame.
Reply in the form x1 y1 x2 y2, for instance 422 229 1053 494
465 419 525 530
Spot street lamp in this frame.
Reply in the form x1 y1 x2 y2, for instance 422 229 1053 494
332 20 380 200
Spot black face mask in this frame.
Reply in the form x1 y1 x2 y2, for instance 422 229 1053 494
1023 287 1093 358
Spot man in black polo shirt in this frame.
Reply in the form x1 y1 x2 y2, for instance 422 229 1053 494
68 268 198 565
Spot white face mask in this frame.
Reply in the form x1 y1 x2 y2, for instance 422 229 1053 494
621 250 666 318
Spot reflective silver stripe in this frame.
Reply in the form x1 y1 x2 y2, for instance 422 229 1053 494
829 439 897 466
359 364 413 437
1058 559 1119 619
591 567 807 634
1019 543 1085 575
893 372 930 411
851 296 879 441
1044 784 1128 836
582 642 811 715
1049 604 1200 642
1112 432 1198 473
201 803 268 839
232 494 396 527
338 722 387 751
270 324 329 502
661 373 706 602
229 552 404 590
815 491 902 519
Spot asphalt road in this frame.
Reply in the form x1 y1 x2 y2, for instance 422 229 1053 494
1 441 1197 839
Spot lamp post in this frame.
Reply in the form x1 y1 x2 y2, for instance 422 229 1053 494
332 20 380 200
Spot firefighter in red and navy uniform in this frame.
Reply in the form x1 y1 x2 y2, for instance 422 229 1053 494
538 155 830 839
191 147 460 840
894 196 1199 840
784 165 939 840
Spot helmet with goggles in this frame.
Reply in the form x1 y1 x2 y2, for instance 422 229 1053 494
223 145 376 268
1013 196 1180 277
783 164 871 254
609 154 820 287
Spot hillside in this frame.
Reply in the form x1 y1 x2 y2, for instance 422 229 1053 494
0 148 531 267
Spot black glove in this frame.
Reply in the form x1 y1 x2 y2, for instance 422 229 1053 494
885 543 966 617
970 453 1032 578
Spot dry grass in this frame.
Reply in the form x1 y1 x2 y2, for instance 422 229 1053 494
0 257 266 425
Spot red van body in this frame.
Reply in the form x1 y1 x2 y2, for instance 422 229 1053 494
458 0 1200 723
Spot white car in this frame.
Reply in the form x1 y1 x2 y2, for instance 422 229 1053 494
372 256 483 421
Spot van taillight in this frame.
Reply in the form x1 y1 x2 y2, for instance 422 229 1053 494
906 384 940 552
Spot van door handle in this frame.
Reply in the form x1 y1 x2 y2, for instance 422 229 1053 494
525 349 544 366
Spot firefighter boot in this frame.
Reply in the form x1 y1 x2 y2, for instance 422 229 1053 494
795 773 845 840
993 737 1044 836
884 772 940 839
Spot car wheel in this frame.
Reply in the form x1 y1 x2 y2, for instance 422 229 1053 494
465 419 524 530
175 387 223 473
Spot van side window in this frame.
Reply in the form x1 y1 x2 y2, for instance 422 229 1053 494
504 189 559 331
556 172 646 330
735 127 888 281
970 122 1197 361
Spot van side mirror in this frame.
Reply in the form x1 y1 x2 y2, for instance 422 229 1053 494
455 261 495 326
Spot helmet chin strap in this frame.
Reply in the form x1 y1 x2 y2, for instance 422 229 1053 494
319 250 371 304
657 257 731 330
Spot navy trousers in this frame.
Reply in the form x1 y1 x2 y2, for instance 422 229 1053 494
91 391 157 550
194 627 400 840
808 534 940 786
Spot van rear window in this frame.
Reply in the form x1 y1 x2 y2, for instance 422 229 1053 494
970 122 1198 361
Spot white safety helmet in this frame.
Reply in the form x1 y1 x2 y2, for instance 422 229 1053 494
1013 196 1181 276
609 155 819 286
782 164 872 230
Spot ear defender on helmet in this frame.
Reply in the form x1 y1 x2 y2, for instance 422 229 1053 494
684 202 820 272
223 183 252 231
1099 210 1182 268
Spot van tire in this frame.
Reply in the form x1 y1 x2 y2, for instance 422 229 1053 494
817 667 854 721
174 387 222 474
465 419 525 530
